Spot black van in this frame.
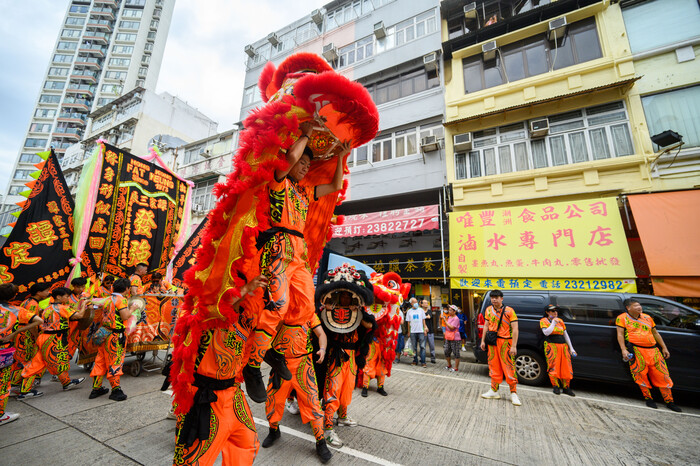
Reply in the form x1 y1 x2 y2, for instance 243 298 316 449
473 291 700 392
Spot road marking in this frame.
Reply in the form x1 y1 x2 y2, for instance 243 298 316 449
253 417 402 466
392 367 700 418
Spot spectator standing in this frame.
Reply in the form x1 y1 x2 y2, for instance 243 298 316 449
457 306 467 351
443 305 461 372
421 299 436 364
405 298 428 367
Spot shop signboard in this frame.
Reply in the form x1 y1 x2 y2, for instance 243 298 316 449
333 205 440 238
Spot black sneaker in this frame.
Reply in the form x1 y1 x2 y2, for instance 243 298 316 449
262 426 281 448
89 386 109 399
316 439 333 464
645 399 658 409
242 365 267 403
263 349 292 381
63 377 86 391
17 389 44 400
109 387 127 401
666 402 682 412
361 387 368 397
553 386 561 395
564 388 576 397
377 387 388 396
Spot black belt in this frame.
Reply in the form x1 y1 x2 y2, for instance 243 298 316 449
629 342 657 349
106 328 125 334
545 335 566 344
255 227 304 250
497 336 512 340
42 329 68 335
177 372 239 448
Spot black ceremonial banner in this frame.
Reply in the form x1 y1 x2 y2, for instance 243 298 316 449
170 218 208 286
84 143 189 280
0 151 75 296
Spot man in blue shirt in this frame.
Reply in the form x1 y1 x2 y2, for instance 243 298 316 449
405 298 428 367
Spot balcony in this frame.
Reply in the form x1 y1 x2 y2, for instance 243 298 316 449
74 56 102 69
62 97 91 112
66 83 95 97
90 8 115 20
70 69 98 83
78 45 106 57
86 19 112 31
52 128 83 140
57 112 88 125
83 31 109 44
94 0 118 7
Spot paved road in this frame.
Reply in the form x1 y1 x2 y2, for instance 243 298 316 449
2 348 699 465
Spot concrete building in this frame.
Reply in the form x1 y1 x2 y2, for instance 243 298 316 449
60 87 218 195
1 0 175 237
240 0 453 311
440 0 700 313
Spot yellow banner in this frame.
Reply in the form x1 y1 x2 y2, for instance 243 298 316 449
451 277 637 293
449 197 635 279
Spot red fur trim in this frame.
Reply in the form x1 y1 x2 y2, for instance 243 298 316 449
272 52 333 91
258 61 276 103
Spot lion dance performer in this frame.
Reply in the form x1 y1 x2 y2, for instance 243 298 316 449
313 264 375 449
362 272 411 397
169 52 378 466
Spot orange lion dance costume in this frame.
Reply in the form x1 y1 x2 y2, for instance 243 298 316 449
170 53 378 466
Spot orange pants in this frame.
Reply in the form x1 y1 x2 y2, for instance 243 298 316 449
0 364 11 416
324 350 356 429
10 329 38 385
266 354 324 441
21 333 71 390
249 234 315 367
544 342 573 388
174 385 259 466
90 333 125 389
362 341 385 389
487 338 517 393
67 321 80 357
629 346 674 403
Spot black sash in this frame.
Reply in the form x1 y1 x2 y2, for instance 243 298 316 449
177 373 239 448
255 227 304 250
545 334 566 344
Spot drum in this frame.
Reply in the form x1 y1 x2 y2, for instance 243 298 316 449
0 347 15 369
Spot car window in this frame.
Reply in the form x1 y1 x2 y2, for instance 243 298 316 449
501 294 547 317
635 298 700 329
551 294 624 324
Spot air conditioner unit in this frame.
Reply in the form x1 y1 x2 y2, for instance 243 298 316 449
311 9 323 26
453 132 472 152
267 32 279 46
374 21 387 39
244 44 255 58
423 52 437 68
529 118 550 138
463 2 477 19
322 43 338 62
482 40 498 61
192 203 203 213
548 17 567 41
420 135 439 153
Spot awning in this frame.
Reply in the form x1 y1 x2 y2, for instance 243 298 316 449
332 204 440 238
628 190 700 297
445 78 639 126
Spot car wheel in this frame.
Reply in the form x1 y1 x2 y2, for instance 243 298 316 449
515 349 547 386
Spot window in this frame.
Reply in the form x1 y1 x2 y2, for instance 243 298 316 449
97 97 115 106
61 28 81 38
119 20 140 29
20 153 44 163
44 80 66 91
116 33 137 42
53 54 73 64
193 178 218 212
119 125 135 143
39 94 61 104
112 45 134 54
339 36 373 68
109 58 131 66
57 41 78 51
105 71 127 80
30 123 52 133
454 102 635 179
183 144 207 165
295 22 319 44
101 84 123 94
141 54 150 64
24 138 47 149
8 185 25 195
635 298 700 329
348 124 431 167
242 85 261 107
552 294 623 324
462 17 602 93
642 85 700 149
622 0 700 54
35 108 57 118
125 0 146 6
122 8 143 18
69 5 89 13
14 169 35 180
48 67 70 77
395 10 437 46
271 31 294 57
447 0 552 39
138 67 148 76
364 68 439 105
65 17 85 26
150 20 159 29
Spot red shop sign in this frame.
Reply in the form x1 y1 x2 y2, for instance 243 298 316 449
332 204 440 238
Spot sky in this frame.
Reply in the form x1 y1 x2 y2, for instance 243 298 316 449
0 0 328 196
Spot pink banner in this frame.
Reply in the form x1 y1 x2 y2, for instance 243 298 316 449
333 204 440 238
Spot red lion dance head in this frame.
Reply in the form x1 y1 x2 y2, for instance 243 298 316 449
367 272 411 377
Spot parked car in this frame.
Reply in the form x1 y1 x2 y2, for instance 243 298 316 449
472 290 700 392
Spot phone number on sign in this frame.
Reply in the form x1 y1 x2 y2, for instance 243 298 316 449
364 218 425 234
564 279 624 290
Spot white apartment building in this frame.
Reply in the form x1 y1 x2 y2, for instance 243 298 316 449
0 0 175 238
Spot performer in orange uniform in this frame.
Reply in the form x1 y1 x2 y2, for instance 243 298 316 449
361 339 387 396
480 290 521 406
20 287 87 395
616 298 681 412
262 314 332 463
96 275 115 298
129 263 147 297
1 283 44 424
67 277 89 357
540 305 576 396
174 275 267 466
89 278 134 401
11 283 50 386
243 121 348 403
